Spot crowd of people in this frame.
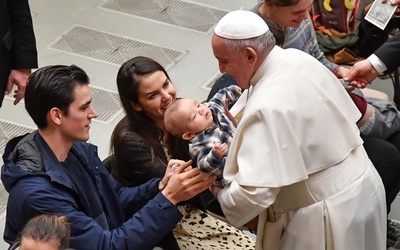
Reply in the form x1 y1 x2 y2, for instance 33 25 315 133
1 0 400 249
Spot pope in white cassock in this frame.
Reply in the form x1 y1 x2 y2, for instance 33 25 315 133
210 10 386 250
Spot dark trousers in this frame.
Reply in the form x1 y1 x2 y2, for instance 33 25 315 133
362 133 400 214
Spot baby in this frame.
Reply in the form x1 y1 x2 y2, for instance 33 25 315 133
164 85 241 182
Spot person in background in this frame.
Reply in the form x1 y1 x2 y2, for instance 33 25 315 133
9 214 71 250
210 10 386 249
0 0 38 106
1 64 216 250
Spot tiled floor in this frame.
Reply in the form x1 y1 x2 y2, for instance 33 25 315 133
0 0 398 248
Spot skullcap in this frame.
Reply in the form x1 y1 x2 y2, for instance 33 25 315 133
214 10 269 39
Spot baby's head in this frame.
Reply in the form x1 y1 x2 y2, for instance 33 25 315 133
165 98 215 140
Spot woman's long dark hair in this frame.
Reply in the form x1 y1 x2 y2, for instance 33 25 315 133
113 56 190 166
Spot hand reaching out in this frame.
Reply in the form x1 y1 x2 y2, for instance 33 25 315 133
344 60 378 89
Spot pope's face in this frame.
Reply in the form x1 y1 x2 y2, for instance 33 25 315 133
211 34 253 89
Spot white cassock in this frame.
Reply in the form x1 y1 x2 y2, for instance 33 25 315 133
219 46 386 250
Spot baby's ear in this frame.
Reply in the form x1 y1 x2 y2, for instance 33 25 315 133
182 132 195 141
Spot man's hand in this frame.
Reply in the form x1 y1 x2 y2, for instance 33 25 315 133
7 69 31 105
382 0 400 6
344 60 378 89
212 142 228 159
158 159 192 191
382 0 400 16
162 161 216 205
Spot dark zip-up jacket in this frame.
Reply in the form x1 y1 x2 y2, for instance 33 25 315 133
1 131 182 250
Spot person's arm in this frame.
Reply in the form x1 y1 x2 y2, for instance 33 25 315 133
373 31 400 73
290 17 344 74
19 164 215 250
344 31 400 88
210 85 242 108
210 85 242 127
7 0 38 105
190 142 224 174
344 59 379 88
211 110 284 228
304 17 352 78
18 179 182 249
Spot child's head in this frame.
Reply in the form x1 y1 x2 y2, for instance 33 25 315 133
18 214 71 250
165 98 215 140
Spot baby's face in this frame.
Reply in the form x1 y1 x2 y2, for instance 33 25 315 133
178 98 214 134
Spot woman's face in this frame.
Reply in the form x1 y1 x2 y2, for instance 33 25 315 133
268 0 313 28
133 70 176 123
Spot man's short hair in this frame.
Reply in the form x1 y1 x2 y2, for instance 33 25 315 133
25 65 90 128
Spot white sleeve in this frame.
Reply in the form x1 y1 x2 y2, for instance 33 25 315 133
218 180 279 227
367 54 387 73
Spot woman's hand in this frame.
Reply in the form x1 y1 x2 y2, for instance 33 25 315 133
161 161 217 205
334 66 350 79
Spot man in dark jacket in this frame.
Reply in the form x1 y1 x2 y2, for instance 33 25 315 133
0 0 38 106
1 64 216 250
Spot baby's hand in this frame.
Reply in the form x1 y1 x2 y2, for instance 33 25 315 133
234 86 242 95
212 142 228 159
224 99 238 127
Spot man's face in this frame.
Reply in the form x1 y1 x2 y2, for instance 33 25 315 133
59 84 97 142
211 34 253 89
177 98 214 136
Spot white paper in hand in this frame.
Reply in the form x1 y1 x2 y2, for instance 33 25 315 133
365 0 397 30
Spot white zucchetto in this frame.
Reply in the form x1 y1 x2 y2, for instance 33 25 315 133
214 10 269 39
